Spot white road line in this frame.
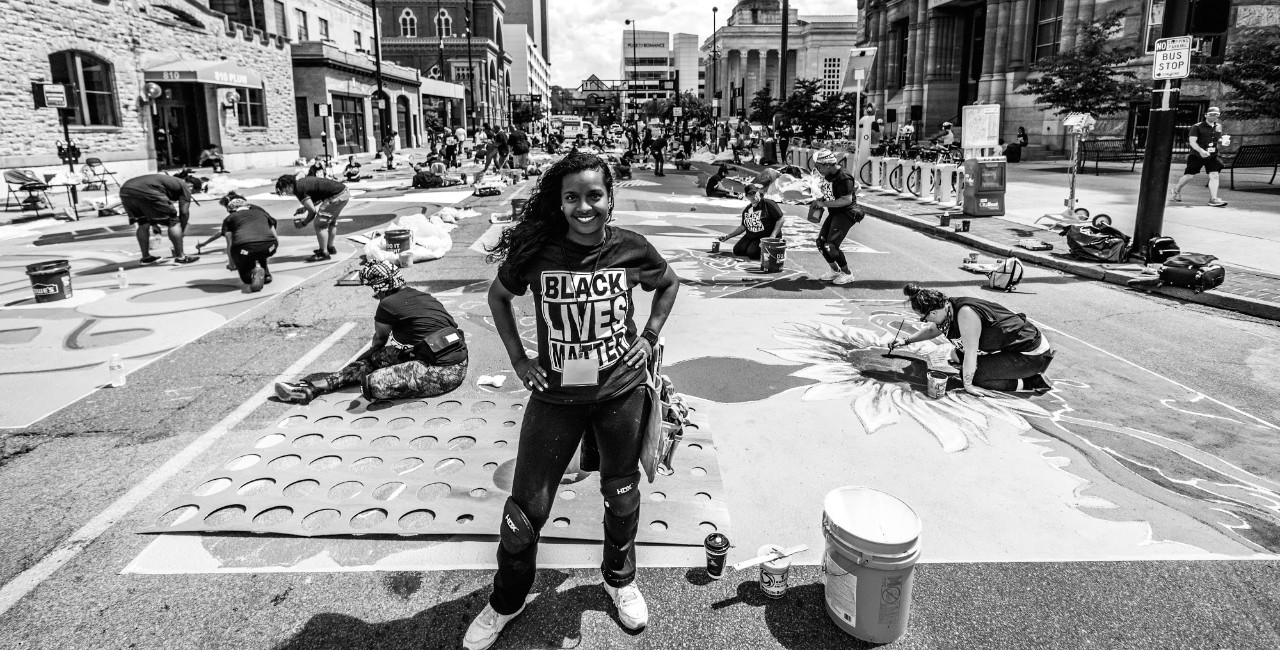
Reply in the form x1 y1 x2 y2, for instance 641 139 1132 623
0 321 357 616
1036 321 1280 432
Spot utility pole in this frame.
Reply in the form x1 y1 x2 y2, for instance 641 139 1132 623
1132 0 1191 259
436 0 446 81
779 0 789 99
625 19 638 123
466 0 477 131
712 7 719 121
371 0 389 149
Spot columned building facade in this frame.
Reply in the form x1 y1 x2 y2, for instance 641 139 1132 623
702 1 859 121
857 0 1280 152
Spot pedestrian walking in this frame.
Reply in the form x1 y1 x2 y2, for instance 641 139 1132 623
1172 106 1229 207
194 192 277 293
119 173 199 265
651 129 667 176
455 124 469 161
275 260 468 404
891 284 1055 393
809 149 859 285
466 151 680 650
509 125 531 170
275 174 350 262
716 183 783 259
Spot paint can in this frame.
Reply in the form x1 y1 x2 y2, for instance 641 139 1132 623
961 220 971 232
710 240 721 254
384 229 413 253
704 533 730 580
822 486 922 644
926 371 948 399
398 249 414 268
939 212 951 227
758 544 791 599
966 253 979 264
760 237 787 273
25 260 72 303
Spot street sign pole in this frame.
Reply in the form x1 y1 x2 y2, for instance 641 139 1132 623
1132 0 1192 260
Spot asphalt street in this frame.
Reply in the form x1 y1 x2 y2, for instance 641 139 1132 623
1 160 1278 649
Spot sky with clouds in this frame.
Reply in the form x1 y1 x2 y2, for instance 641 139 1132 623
545 0 854 88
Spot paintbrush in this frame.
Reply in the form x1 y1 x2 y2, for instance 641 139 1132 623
732 545 810 572
883 317 907 358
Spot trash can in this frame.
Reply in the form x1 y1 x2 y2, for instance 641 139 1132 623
822 486 922 644
25 260 73 303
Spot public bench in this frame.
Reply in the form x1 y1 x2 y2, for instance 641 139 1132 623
1078 139 1143 175
1222 144 1280 190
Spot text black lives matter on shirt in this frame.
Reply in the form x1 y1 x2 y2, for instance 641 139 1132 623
540 268 631 372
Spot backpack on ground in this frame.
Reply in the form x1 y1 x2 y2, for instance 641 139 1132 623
1158 252 1225 292
1147 236 1180 264
1064 223 1130 263
988 257 1024 292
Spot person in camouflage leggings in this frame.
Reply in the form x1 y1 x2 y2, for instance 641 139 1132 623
275 261 468 403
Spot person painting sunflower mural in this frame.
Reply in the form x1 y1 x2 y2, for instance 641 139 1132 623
465 152 680 650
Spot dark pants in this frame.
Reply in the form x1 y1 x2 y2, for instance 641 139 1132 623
960 349 1055 391
444 147 459 168
321 344 467 397
653 151 665 175
231 240 276 284
734 235 763 260
490 385 647 615
817 213 857 270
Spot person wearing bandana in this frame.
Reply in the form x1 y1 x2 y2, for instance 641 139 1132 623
194 192 277 292
273 261 468 404
466 152 680 650
891 284 1054 394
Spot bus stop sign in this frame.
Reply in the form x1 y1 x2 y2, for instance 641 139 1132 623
1152 36 1191 80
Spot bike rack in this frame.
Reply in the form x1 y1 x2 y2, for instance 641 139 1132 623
935 163 961 208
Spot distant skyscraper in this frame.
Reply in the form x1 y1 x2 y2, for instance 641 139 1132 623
505 0 550 65
672 34 702 99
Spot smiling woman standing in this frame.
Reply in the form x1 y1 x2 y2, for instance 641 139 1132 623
464 152 680 650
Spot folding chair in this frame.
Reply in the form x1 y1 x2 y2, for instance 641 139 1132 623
81 158 120 191
4 169 53 212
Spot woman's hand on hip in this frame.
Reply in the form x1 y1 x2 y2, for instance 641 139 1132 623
514 357 548 392
623 338 652 370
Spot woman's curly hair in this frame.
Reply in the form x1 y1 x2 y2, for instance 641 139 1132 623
485 151 615 273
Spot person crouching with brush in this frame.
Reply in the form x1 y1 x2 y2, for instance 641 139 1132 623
890 284 1054 394
465 152 680 650
195 192 277 293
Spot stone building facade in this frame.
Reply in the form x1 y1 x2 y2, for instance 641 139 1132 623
856 0 1280 152
702 0 860 120
1 0 299 178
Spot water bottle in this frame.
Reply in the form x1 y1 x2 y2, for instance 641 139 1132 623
108 354 126 388
115 267 128 289
149 228 165 254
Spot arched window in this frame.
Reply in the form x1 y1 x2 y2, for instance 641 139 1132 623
48 51 119 127
399 8 417 37
427 65 442 80
435 9 452 37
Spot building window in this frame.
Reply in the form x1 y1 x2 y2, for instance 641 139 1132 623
400 8 418 37
332 94 367 155
237 87 267 127
354 30 363 49
295 97 309 141
1145 0 1164 52
48 51 119 127
823 57 843 96
273 0 286 35
318 17 329 41
435 9 453 37
1032 0 1064 61
893 20 908 88
294 8 308 40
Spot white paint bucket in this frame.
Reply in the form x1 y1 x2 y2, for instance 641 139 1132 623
821 486 922 644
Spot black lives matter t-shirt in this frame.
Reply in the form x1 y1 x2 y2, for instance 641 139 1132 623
740 198 783 238
819 169 859 223
498 226 669 404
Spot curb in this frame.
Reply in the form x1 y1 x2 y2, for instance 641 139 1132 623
857 199 1280 322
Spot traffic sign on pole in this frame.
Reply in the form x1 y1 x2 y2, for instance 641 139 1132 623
1152 36 1192 80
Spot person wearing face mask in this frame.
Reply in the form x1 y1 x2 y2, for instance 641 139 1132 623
890 284 1054 394
194 192 277 292
1172 106 1229 207
468 152 680 650
809 149 860 285
273 260 468 404
716 183 783 260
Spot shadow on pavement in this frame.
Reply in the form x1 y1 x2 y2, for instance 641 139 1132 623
710 580 881 649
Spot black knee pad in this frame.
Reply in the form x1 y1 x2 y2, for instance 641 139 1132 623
500 498 538 554
601 474 641 517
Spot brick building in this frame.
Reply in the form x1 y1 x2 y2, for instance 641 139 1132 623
1 0 300 178
856 0 1280 153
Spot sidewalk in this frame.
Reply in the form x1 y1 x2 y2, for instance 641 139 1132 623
720 158 1280 322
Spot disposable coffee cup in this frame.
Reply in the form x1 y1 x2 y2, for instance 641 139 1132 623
927 371 948 399
1221 134 1231 147
705 533 730 580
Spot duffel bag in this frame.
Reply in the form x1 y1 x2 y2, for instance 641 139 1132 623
1065 224 1130 263
1163 252 1217 269
1158 264 1225 293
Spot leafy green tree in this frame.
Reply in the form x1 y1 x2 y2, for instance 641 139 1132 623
1015 9 1148 116
777 78 825 138
816 92 859 133
677 92 713 124
749 87 777 124
511 100 546 126
549 86 577 114
1192 30 1280 121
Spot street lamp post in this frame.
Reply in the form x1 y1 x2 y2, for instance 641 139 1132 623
371 0 389 151
779 0 789 99
465 0 476 132
625 19 638 123
712 7 719 122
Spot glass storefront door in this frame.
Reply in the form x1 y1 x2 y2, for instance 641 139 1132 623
332 94 366 155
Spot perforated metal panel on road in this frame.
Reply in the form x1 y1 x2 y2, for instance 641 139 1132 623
144 393 731 545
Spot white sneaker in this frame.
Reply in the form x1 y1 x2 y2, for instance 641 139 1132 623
462 603 525 650
817 270 841 281
603 582 649 630
832 272 855 285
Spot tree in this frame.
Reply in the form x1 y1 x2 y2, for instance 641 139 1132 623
777 78 825 138
511 100 546 126
641 98 671 121
749 87 777 124
1015 10 1148 117
1192 30 1280 121
549 85 577 114
817 91 859 133
677 92 713 124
